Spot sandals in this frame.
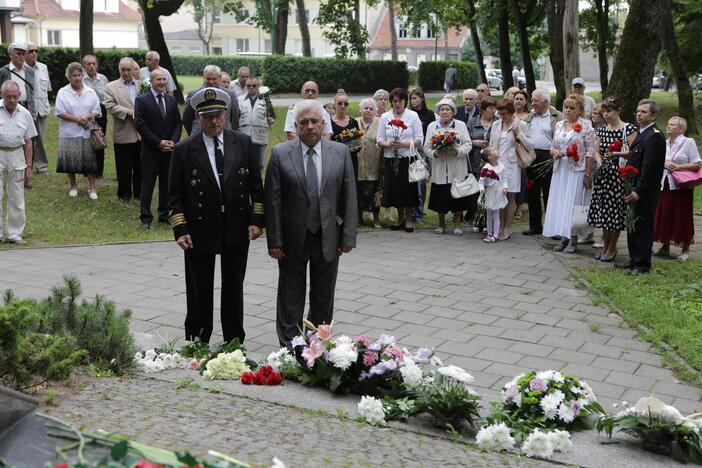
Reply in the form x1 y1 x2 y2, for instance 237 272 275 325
498 230 511 241
483 235 497 243
553 239 569 252
600 250 617 262
594 252 603 260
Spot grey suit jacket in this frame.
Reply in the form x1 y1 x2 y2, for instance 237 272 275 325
265 139 358 263
182 86 240 135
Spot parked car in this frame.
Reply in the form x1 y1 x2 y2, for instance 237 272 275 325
652 75 662 89
485 69 503 90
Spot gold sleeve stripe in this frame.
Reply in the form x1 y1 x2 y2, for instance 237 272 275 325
169 213 186 226
253 202 264 215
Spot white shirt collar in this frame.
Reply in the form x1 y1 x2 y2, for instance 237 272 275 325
202 132 224 147
151 89 166 99
300 139 322 158
639 122 655 133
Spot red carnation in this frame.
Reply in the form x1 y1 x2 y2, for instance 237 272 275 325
608 139 623 153
573 122 583 132
240 371 255 385
254 372 267 385
134 461 165 468
526 179 534 190
258 365 274 378
266 372 283 385
628 166 639 176
54 465 69 468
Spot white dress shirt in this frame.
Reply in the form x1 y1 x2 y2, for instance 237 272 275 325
202 132 224 190
662 136 701 190
284 102 333 135
530 111 553 150
301 140 323 196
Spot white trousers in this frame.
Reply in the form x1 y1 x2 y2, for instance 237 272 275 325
0 148 27 240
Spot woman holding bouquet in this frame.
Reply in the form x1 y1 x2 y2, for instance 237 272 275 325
488 98 533 240
376 87 424 232
424 97 473 235
355 98 383 228
331 89 361 176
543 95 596 253
587 97 637 262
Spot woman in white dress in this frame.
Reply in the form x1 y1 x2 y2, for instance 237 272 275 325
488 98 533 240
543 94 596 252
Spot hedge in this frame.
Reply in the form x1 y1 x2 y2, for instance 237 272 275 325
418 61 478 92
170 55 264 77
261 56 408 93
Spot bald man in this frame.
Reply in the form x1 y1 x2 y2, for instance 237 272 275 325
283 81 332 141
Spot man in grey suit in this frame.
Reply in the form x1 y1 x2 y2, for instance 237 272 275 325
182 64 240 135
265 100 358 348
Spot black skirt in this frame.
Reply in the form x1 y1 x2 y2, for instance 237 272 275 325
382 157 419 208
428 183 473 213
357 180 379 212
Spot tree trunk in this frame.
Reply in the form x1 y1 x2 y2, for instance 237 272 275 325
594 0 609 97
139 0 185 103
296 0 311 56
547 0 566 109
562 0 579 91
79 0 94 57
466 0 486 85
275 0 289 55
387 1 398 61
608 0 667 122
354 0 366 59
498 0 513 90
661 3 697 134
511 0 537 94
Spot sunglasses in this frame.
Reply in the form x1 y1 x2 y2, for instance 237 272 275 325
337 102 349 106
28 49 38 53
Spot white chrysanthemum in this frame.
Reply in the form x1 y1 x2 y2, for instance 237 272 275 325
503 373 526 389
634 396 666 416
358 396 386 426
144 349 157 360
202 350 250 380
660 405 684 424
437 365 474 384
548 430 573 452
134 351 143 360
476 423 515 452
329 342 357 370
683 420 699 433
266 347 297 372
400 360 423 388
535 370 560 383
557 402 576 423
615 407 637 418
522 430 554 458
540 390 565 420
334 335 354 346
580 381 597 402
429 355 443 367
514 392 523 408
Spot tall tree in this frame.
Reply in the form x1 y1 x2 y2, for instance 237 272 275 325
275 0 290 54
546 0 566 109
387 0 398 60
593 0 611 97
295 0 311 56
138 0 185 103
510 0 541 94
662 3 697 134
466 0 487 85
608 0 668 122
562 0 579 90
186 0 244 55
79 0 94 57
498 0 514 90
317 0 371 58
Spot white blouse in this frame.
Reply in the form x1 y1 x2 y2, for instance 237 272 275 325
661 136 702 190
376 108 424 158
55 84 101 139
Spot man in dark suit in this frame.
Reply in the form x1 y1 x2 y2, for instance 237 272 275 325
616 99 666 275
455 88 479 124
168 87 264 344
135 68 182 229
182 65 240 135
265 100 358 348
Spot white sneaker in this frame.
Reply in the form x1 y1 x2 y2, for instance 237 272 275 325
68 188 78 197
89 191 98 200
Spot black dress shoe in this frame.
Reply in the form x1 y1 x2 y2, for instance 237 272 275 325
158 219 170 225
390 224 403 231
614 262 631 269
404 227 414 233
140 222 151 230
522 229 542 236
627 268 648 276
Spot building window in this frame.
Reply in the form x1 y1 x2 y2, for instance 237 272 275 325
212 46 223 56
47 30 61 46
237 9 249 24
397 23 408 39
236 39 249 53
264 39 272 53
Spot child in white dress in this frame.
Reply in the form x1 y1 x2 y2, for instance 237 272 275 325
479 146 509 243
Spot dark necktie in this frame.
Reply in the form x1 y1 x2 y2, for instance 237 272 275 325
305 147 321 234
214 137 225 188
157 93 166 119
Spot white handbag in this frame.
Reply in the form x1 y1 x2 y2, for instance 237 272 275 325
571 189 590 230
450 156 480 199
408 140 430 183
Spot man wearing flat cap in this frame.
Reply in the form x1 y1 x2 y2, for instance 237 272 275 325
168 87 265 344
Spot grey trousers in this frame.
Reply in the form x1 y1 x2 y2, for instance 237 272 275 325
33 115 48 172
276 230 339 348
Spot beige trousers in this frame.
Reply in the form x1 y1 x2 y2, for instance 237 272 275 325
0 147 27 240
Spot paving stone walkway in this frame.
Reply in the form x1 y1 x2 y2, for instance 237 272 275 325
2 227 701 466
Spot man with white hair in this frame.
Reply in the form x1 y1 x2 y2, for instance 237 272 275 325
455 88 479 124
229 66 249 97
283 81 332 141
265 99 357 348
0 80 37 244
139 51 176 96
182 64 240 135
522 88 563 236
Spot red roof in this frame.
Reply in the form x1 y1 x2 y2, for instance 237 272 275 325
370 7 468 49
20 0 141 21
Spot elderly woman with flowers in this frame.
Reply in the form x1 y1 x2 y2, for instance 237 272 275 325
376 87 424 232
653 116 702 262
543 94 596 253
355 98 383 228
424 97 473 235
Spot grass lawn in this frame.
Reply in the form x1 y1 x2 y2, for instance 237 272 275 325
580 260 702 383
3 90 701 247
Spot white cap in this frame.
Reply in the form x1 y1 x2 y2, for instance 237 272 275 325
572 77 585 87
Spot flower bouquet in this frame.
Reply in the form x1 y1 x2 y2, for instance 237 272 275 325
138 78 151 95
596 396 702 463
565 143 580 167
334 128 365 152
258 85 275 122
388 119 408 175
430 130 460 155
480 167 500 185
530 158 554 180
619 165 640 232
241 365 283 386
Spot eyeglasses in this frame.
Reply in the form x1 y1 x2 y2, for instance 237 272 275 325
28 49 38 53
337 102 349 107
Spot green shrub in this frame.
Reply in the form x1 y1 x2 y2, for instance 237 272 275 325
170 55 264 78
417 61 478 92
262 56 409 93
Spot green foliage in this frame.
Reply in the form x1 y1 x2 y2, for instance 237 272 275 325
261 55 409 93
412 373 482 432
417 61 477 91
673 0 702 74
579 1 621 55
316 0 369 58
43 389 59 406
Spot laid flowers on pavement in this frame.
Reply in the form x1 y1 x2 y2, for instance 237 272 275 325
241 365 283 386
